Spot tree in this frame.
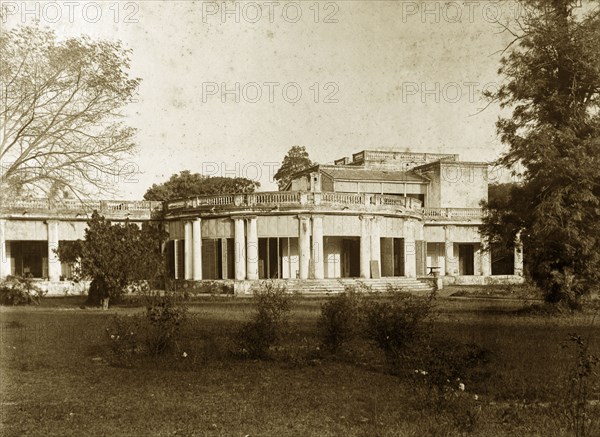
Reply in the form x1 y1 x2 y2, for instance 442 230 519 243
0 26 141 199
143 170 259 201
57 212 167 308
482 0 600 306
273 146 314 190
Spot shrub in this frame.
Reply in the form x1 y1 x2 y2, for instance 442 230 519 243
362 290 436 367
236 281 291 359
144 292 188 356
420 339 492 395
0 276 46 305
105 314 144 367
317 289 363 353
104 291 188 365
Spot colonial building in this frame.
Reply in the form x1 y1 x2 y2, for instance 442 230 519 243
0 150 524 294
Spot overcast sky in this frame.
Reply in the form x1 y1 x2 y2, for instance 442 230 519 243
3 0 522 198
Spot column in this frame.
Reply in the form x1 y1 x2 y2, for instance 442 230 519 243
298 215 311 279
0 219 11 279
312 215 324 279
234 218 246 280
246 216 258 280
514 230 524 276
481 242 492 277
404 220 416 278
192 219 202 281
444 225 457 276
359 215 371 279
47 220 61 282
370 216 381 278
173 239 180 279
184 221 193 280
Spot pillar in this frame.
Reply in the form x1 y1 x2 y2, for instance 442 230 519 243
514 230 524 276
359 215 371 279
173 239 180 279
47 220 61 282
403 220 416 278
444 225 457 276
481 243 492 277
184 221 193 280
298 215 311 280
246 216 258 280
0 219 11 279
370 217 381 278
312 215 324 279
234 218 246 280
192 219 202 281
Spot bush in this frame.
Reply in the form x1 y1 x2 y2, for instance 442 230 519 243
420 339 492 395
317 289 363 353
144 292 188 356
0 276 46 305
105 314 144 367
105 291 188 365
236 281 291 359
362 290 436 367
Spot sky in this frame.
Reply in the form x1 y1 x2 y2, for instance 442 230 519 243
2 0 524 199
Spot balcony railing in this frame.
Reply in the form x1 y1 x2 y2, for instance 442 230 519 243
1 199 163 213
422 208 484 219
2 195 485 220
165 191 424 211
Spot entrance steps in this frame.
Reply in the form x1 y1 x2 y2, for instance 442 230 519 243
265 277 434 295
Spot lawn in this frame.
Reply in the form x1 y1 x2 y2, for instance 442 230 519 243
1 294 599 437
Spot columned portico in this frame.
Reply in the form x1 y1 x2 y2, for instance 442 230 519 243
233 217 246 280
298 215 311 280
311 215 324 280
192 218 202 281
246 216 258 280
184 221 193 280
47 220 61 282
403 220 417 278
359 215 371 278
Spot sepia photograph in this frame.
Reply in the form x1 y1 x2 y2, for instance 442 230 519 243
1 0 599 435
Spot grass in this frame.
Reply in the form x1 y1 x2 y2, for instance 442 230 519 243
1 294 599 436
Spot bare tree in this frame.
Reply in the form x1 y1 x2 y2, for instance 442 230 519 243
0 26 141 200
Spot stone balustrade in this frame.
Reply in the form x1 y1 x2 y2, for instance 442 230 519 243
165 191 426 212
1 195 485 221
0 198 163 219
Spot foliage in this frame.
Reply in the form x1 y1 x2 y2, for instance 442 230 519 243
57 211 168 307
105 292 188 365
144 292 189 356
105 314 144 367
482 1 600 306
362 291 436 366
560 333 599 437
143 170 259 201
236 282 291 358
0 25 140 198
317 289 363 353
419 339 492 395
273 146 314 190
0 276 46 305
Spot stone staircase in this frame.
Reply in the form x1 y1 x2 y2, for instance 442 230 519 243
267 277 434 295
